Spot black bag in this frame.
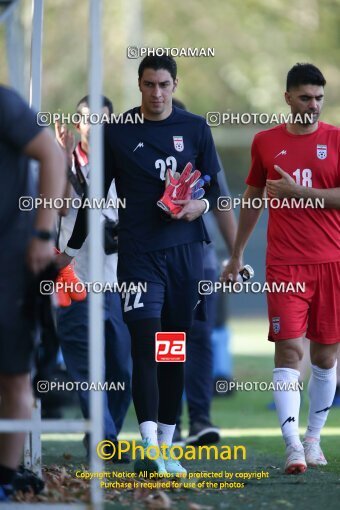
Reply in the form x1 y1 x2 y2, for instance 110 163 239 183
104 217 119 254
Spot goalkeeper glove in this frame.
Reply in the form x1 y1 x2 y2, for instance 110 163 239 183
157 162 203 215
54 249 87 307
191 175 210 200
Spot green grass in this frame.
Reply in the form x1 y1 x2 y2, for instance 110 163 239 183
42 434 340 510
40 350 340 509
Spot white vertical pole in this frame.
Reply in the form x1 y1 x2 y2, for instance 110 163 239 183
27 0 44 476
123 0 143 110
24 400 42 477
24 434 32 470
88 0 104 508
5 0 25 96
29 0 43 110
30 399 42 477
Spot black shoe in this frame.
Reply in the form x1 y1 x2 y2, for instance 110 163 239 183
172 425 185 446
111 441 131 464
186 421 220 446
13 466 45 494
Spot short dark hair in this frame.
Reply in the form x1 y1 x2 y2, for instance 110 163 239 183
138 55 177 81
286 63 326 91
76 95 113 115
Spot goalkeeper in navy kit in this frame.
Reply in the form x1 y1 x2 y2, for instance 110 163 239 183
57 55 221 475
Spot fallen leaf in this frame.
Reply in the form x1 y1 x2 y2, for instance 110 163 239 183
188 503 213 510
146 491 172 509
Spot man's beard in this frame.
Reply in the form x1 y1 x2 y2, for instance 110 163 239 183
294 111 319 125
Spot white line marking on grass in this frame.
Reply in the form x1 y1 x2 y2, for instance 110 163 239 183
42 427 340 441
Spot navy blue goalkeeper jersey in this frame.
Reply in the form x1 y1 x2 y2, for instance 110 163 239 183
68 106 220 254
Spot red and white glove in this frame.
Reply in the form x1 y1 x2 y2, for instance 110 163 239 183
157 162 201 215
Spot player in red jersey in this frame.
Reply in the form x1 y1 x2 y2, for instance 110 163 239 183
222 64 340 474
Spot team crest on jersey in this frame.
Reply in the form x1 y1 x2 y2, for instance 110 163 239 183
316 144 327 160
272 317 280 334
173 136 184 152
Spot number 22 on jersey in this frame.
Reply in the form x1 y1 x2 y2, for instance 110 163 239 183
155 156 177 180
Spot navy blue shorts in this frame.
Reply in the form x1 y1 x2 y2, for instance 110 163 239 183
117 242 205 328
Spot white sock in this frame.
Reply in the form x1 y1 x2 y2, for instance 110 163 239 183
157 422 176 447
273 367 301 448
139 421 158 445
305 362 337 440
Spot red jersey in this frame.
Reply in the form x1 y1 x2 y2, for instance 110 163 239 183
246 122 340 265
